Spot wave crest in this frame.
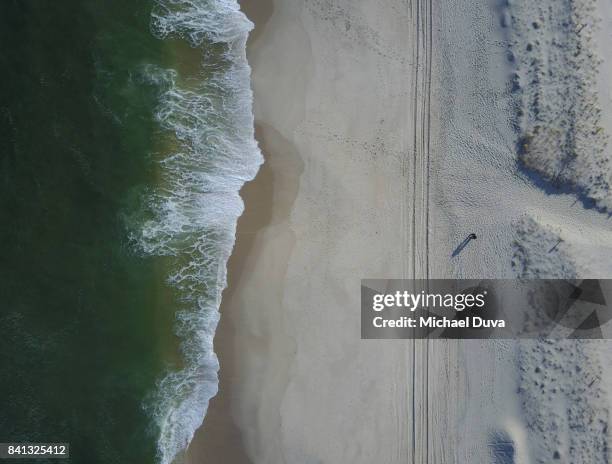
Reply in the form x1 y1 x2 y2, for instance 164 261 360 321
136 2 261 463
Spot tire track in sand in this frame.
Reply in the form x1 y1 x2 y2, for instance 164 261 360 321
407 0 432 462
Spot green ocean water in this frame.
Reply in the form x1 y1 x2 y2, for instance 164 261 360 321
0 1 178 462
0 0 259 462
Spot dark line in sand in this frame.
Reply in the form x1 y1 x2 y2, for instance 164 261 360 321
410 0 432 461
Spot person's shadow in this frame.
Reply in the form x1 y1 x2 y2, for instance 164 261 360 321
452 234 476 257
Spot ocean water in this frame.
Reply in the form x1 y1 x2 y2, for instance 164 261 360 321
0 1 260 463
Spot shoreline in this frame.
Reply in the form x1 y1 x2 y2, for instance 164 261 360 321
185 118 302 462
185 2 278 461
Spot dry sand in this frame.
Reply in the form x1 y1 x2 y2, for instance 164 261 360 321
431 0 612 460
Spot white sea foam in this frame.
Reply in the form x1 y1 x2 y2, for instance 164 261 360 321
136 2 261 463
151 0 252 45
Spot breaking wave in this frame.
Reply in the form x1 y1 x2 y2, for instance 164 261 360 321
132 1 262 463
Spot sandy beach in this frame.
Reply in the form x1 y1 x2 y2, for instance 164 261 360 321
186 0 612 462
187 0 428 461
